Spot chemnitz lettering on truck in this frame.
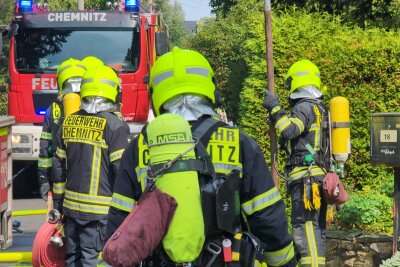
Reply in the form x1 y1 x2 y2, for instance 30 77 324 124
47 12 107 22
32 78 57 90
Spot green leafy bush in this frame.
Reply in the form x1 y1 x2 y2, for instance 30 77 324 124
335 173 394 234
336 188 393 234
380 251 400 267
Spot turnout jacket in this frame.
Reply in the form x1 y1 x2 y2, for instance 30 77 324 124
38 100 63 185
52 109 129 221
269 99 327 182
107 116 296 267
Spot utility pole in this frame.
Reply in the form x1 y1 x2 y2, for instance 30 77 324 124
264 0 279 186
149 0 153 13
77 0 84 10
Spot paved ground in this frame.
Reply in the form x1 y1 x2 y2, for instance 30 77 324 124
0 198 46 267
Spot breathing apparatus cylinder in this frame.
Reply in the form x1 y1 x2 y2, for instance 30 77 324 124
146 113 205 263
63 93 81 116
330 96 351 175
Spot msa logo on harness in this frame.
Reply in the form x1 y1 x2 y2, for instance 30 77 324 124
152 132 187 144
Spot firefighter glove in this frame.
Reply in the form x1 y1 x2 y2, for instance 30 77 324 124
263 90 280 112
39 182 50 201
53 199 63 214
38 173 50 201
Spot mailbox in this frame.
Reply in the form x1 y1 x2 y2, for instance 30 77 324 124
370 112 400 167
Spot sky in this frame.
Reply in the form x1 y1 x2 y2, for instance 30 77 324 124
173 0 213 21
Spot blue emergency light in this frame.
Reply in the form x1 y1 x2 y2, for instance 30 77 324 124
18 0 33 12
38 110 46 115
125 0 139 12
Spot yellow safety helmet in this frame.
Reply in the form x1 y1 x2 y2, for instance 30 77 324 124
57 58 87 95
285 59 321 94
80 65 120 102
149 46 216 116
81 56 104 70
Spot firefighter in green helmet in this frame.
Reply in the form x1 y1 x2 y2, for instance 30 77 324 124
263 59 330 266
81 55 105 70
38 58 86 202
38 56 105 204
106 47 296 267
51 65 129 266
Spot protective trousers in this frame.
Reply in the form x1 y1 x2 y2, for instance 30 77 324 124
64 217 107 267
288 176 327 267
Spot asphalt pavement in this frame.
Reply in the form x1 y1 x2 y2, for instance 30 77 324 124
0 198 47 267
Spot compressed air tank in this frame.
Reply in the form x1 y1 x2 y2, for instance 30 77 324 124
146 113 205 263
63 93 81 116
330 96 351 165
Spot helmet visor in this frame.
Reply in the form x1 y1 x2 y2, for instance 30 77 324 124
289 85 323 99
162 94 217 120
62 77 82 95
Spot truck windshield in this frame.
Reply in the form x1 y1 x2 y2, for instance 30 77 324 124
15 27 140 73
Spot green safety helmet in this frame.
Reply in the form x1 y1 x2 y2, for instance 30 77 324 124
81 56 104 70
57 58 87 95
80 65 120 102
285 59 321 94
149 46 216 116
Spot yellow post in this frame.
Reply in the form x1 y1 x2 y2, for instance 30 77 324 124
12 209 47 216
0 252 32 262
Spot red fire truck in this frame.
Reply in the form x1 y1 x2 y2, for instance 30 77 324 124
4 0 168 197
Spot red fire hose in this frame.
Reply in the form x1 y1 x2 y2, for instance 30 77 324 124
32 222 66 267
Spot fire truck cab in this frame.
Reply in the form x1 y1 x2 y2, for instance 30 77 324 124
5 0 168 197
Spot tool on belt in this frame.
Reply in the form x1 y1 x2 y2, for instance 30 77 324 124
303 168 321 211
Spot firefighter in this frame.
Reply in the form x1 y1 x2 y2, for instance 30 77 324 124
38 58 86 201
263 59 329 266
81 55 105 69
51 65 130 266
106 47 297 267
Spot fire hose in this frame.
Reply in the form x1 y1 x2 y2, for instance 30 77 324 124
32 210 65 267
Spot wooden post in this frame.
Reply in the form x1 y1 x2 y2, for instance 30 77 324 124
264 0 279 186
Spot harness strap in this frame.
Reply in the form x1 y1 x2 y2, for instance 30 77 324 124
149 159 213 176
191 116 226 180
192 116 226 147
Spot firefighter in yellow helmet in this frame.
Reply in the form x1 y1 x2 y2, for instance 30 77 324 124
263 59 329 266
51 65 129 266
38 58 86 202
106 47 296 267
